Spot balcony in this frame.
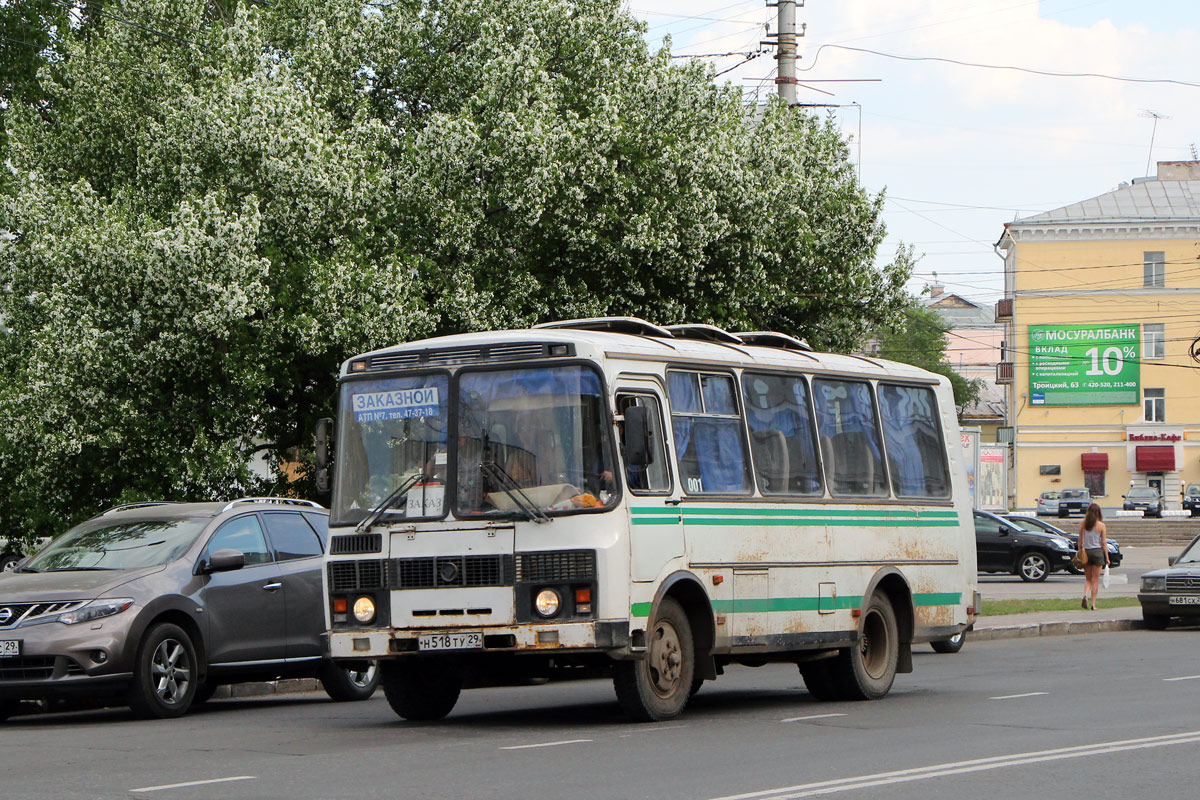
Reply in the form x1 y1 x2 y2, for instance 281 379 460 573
995 297 1013 322
996 361 1014 384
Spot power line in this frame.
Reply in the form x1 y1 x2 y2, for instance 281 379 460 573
45 0 210 52
0 32 162 78
799 43 1200 89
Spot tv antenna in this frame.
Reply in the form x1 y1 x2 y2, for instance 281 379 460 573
1139 109 1171 176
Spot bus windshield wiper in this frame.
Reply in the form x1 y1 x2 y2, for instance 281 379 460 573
356 473 423 533
479 460 551 524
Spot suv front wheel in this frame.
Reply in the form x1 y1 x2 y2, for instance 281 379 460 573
1016 551 1051 582
127 622 198 719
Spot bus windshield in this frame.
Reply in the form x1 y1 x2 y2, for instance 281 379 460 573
333 373 450 526
332 366 617 526
455 365 617 518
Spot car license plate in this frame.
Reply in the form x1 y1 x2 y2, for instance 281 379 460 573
0 640 20 658
1169 596 1200 606
418 632 483 651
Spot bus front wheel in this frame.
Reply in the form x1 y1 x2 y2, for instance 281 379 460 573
836 593 899 700
614 597 695 722
381 659 462 721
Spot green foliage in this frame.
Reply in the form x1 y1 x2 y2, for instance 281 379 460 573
873 297 983 412
0 0 911 543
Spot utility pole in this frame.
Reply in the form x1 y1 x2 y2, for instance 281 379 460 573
770 0 805 105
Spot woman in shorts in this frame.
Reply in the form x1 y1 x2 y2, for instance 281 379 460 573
1077 503 1110 610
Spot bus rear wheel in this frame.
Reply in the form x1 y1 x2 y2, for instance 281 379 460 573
381 659 462 721
613 597 694 722
835 593 899 700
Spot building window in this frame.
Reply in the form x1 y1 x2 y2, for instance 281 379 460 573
1144 251 1165 287
1084 470 1105 498
1144 323 1165 360
1144 388 1165 423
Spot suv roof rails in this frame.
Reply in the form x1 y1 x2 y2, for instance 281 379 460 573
664 324 744 345
221 498 325 513
735 331 814 352
96 502 171 518
533 317 676 339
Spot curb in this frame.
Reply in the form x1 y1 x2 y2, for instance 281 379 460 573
973 618 1145 642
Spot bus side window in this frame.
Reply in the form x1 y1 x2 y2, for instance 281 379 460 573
616 393 671 494
667 371 752 495
877 384 951 499
742 373 823 496
813 378 888 497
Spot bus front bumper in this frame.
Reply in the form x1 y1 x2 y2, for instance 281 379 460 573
326 620 630 660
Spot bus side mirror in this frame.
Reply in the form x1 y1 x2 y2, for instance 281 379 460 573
623 405 653 468
315 418 333 495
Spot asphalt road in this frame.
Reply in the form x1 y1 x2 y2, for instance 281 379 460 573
3 629 1198 800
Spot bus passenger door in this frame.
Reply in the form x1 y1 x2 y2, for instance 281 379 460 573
617 389 683 582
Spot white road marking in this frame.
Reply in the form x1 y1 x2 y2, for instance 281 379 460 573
1163 675 1200 682
706 730 1200 800
618 724 688 737
130 776 256 793
988 691 1049 700
500 739 592 751
781 713 847 723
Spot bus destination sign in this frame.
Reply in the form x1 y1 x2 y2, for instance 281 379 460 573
1028 324 1140 406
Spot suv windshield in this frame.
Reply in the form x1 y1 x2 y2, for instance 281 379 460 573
455 365 617 518
1129 488 1158 499
24 518 208 571
1186 485 1200 497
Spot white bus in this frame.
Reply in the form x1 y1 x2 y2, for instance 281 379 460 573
322 318 978 722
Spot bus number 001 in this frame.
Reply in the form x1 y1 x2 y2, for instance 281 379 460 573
1083 346 1124 377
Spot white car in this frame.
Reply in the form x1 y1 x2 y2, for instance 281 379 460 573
1035 491 1060 517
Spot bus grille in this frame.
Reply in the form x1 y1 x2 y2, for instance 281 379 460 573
328 559 388 593
329 533 383 555
516 550 596 582
393 555 515 589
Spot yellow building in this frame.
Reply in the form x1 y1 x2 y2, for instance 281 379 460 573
996 161 1200 512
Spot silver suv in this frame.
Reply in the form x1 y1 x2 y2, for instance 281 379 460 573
0 499 378 720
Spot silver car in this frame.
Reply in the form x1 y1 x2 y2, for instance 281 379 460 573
0 499 378 721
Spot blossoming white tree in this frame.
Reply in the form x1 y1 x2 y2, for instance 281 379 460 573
0 0 911 541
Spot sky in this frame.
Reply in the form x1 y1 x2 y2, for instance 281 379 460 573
625 0 1200 306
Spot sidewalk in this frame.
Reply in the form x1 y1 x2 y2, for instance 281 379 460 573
973 604 1144 642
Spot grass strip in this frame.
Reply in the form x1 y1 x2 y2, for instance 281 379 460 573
979 596 1141 616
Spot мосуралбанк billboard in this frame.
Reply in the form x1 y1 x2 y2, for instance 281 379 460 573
1028 324 1140 406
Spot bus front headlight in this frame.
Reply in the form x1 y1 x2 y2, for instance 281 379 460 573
534 589 561 618
353 596 376 624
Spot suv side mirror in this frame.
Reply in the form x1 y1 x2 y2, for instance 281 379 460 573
205 548 246 574
623 405 653 468
998 525 1010 536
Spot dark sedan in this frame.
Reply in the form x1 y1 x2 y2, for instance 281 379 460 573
1139 535 1200 629
1184 485 1200 517
1004 515 1122 573
974 510 1076 582
1124 487 1164 517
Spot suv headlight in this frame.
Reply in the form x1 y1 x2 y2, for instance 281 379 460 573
1141 576 1166 592
57 599 134 625
1052 537 1073 551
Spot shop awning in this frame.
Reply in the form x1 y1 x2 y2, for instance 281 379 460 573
1081 453 1109 470
1135 445 1176 472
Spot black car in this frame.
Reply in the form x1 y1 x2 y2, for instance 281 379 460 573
1123 487 1164 517
974 509 1076 582
1003 515 1123 573
1057 488 1091 517
1181 484 1200 517
1138 534 1200 629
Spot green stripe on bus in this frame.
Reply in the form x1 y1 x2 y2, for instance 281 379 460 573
631 517 959 528
630 592 962 618
630 507 957 518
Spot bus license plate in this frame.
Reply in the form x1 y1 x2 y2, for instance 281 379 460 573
1169 596 1200 606
0 640 20 658
418 632 483 651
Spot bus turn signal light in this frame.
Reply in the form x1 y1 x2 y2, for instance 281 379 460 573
333 597 348 613
575 588 591 603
